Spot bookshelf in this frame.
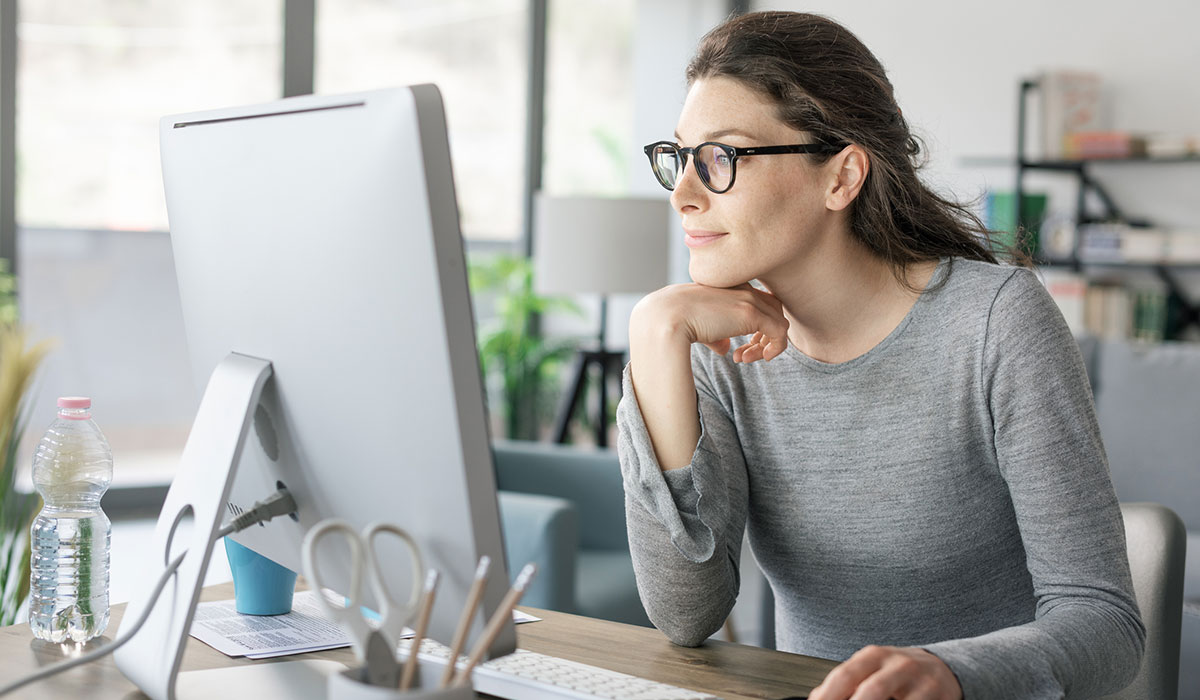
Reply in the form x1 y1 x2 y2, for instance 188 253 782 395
1011 78 1200 339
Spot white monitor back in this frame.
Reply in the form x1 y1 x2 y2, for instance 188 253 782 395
161 85 513 655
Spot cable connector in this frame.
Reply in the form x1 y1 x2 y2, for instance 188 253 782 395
218 487 297 537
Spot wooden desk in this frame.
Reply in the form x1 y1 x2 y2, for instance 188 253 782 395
0 583 835 699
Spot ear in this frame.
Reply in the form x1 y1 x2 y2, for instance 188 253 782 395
824 145 869 212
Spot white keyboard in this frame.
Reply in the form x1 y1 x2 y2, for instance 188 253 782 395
399 638 721 700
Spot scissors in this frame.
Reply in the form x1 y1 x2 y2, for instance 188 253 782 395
301 518 426 687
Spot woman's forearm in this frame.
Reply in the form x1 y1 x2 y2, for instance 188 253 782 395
628 307 701 470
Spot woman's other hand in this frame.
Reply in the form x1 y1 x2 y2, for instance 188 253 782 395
808 646 963 700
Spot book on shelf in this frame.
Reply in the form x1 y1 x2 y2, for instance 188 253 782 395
1062 131 1146 160
1165 230 1200 263
1073 224 1200 264
1077 223 1166 263
1038 70 1105 160
1041 269 1166 342
1144 134 1199 158
1041 268 1087 335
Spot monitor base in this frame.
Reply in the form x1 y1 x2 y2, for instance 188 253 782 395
176 659 345 699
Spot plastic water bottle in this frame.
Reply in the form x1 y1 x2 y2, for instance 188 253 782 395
29 397 113 643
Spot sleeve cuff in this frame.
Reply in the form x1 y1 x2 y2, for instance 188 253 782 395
617 362 715 562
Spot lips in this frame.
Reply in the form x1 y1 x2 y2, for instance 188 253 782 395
684 229 727 248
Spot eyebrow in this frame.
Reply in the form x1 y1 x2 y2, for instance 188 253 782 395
672 128 759 143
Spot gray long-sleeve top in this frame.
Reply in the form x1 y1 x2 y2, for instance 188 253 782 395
616 259 1144 699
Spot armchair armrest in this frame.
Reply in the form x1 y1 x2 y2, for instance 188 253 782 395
493 440 627 551
496 490 579 613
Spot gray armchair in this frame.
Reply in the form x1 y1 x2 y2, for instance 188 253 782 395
495 490 578 613
1100 502 1187 700
493 440 651 627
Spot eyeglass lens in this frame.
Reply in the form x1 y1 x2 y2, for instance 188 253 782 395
650 145 680 190
650 143 734 193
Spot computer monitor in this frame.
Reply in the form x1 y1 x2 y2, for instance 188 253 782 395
113 85 514 698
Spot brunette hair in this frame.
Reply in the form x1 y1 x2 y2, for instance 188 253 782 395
687 11 1025 286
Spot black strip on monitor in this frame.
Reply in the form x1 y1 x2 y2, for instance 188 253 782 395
173 102 366 129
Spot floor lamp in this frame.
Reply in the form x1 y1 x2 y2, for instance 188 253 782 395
534 195 671 447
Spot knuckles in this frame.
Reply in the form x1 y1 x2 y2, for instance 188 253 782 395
890 655 922 677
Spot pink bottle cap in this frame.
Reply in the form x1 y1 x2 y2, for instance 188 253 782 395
57 397 92 409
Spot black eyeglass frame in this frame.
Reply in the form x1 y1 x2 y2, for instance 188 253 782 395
643 140 846 194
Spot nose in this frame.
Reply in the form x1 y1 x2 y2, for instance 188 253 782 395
669 156 709 214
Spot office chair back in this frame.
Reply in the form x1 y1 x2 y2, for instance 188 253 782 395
1101 502 1187 700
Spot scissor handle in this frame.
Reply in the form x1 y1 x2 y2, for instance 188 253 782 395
301 518 372 645
361 521 426 640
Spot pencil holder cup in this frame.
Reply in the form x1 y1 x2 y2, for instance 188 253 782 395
326 658 474 700
225 537 298 615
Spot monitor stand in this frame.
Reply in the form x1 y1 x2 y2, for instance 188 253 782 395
175 659 344 699
110 352 328 700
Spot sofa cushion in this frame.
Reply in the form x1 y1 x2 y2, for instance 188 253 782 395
493 440 629 551
576 550 651 627
497 491 579 613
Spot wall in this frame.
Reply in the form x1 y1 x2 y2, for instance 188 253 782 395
754 0 1200 231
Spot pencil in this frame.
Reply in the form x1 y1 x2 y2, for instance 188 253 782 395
439 555 491 688
399 568 439 691
452 563 537 688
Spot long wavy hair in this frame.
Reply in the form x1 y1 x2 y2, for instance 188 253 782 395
687 11 1024 288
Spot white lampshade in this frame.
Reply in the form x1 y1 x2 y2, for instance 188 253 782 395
533 195 672 295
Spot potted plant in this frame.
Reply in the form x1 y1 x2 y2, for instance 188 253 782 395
469 253 582 441
0 260 53 626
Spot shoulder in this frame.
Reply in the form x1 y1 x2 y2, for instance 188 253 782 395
936 257 1028 298
928 258 1055 324
948 261 1078 372
912 259 1068 360
968 262 1067 344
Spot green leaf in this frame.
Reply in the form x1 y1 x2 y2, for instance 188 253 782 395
468 252 586 439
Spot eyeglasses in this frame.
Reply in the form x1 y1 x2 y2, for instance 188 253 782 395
643 140 845 194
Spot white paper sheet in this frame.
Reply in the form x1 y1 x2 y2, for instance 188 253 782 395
189 591 352 658
189 590 542 659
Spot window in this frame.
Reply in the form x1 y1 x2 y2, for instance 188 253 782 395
17 1 283 231
542 0 634 196
316 0 529 242
15 1 283 470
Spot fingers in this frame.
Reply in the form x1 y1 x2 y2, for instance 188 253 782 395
733 331 786 364
810 646 887 700
735 291 788 360
730 289 788 364
809 646 962 700
671 282 790 363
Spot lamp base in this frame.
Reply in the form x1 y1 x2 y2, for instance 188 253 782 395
553 348 626 447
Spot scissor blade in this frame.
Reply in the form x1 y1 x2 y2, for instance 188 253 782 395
364 631 402 688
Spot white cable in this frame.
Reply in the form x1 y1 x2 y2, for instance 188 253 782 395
0 550 186 697
0 485 298 696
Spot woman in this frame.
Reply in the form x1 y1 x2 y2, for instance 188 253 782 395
617 11 1144 700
